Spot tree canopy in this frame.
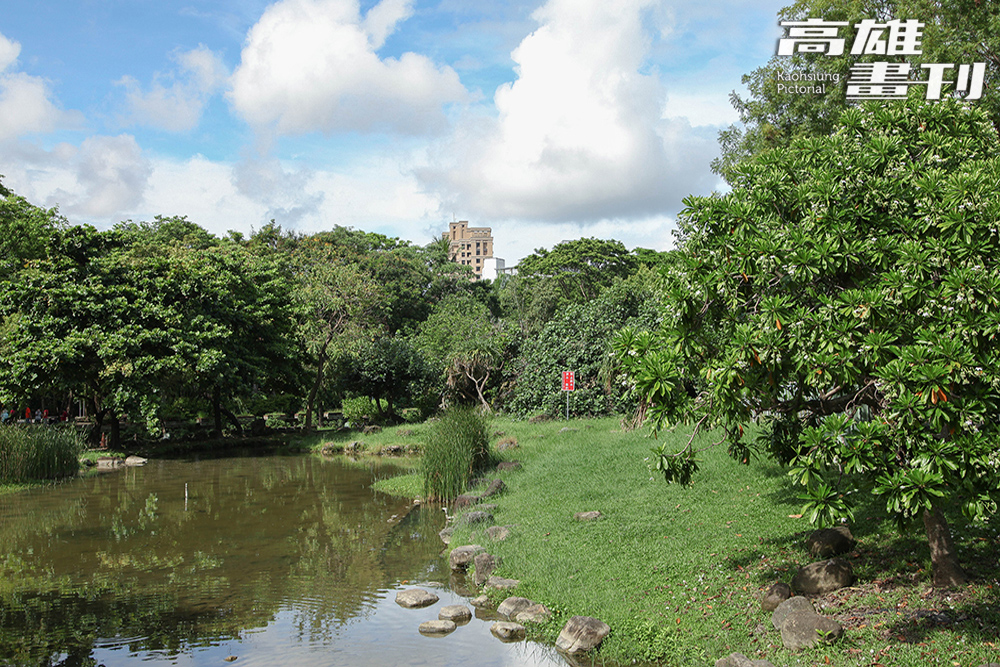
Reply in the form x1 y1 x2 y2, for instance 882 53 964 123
618 98 1000 587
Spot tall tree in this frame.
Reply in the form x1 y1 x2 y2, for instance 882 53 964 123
618 99 1000 587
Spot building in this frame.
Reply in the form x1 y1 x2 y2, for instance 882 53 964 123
443 220 496 279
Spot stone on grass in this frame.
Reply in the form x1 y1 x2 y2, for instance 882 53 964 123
449 545 485 571
419 620 456 635
761 581 792 612
780 613 843 650
715 653 776 667
486 576 520 590
807 526 856 558
396 589 439 608
453 494 478 509
474 553 498 588
574 511 602 521
496 461 522 471
792 558 854 595
438 605 472 623
463 511 494 525
491 621 526 642
771 596 815 631
515 604 552 624
480 479 506 498
471 595 492 608
555 616 611 654
486 525 511 541
497 596 535 618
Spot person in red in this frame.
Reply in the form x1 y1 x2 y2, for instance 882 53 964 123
25 407 31 421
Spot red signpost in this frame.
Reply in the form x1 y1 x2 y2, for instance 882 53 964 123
562 371 574 420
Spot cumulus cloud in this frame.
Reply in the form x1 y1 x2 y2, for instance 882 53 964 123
229 0 467 136
0 32 83 141
232 154 325 226
417 0 722 224
117 45 228 132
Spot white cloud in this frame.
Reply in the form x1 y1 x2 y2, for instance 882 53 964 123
0 32 82 141
416 0 722 225
229 0 467 136
117 45 228 132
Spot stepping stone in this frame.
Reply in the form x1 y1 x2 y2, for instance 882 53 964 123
438 605 472 623
396 588 439 608
491 621 526 642
419 620 457 635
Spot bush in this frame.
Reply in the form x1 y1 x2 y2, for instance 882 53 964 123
422 407 493 501
341 396 388 426
0 425 83 483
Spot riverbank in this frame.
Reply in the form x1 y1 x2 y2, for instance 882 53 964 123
376 416 1000 666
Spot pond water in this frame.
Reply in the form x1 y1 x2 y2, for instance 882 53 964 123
0 453 569 667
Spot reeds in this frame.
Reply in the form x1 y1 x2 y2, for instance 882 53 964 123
422 407 492 501
0 425 83 483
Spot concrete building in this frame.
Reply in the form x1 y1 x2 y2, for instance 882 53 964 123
443 220 496 279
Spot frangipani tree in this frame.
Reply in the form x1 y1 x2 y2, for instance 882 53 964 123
617 98 1000 587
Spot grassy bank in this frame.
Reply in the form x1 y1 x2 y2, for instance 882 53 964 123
0 425 83 485
422 416 1000 666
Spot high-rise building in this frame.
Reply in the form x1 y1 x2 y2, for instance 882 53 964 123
443 220 495 279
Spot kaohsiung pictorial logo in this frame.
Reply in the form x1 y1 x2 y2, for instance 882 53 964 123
777 18 985 101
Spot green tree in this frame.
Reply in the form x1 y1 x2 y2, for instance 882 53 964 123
618 99 1000 587
335 336 434 423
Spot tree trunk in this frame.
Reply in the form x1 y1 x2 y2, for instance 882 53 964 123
923 504 966 588
108 411 120 450
212 385 223 437
221 407 243 436
305 339 330 430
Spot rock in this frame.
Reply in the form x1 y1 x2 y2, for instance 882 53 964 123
124 455 147 466
491 621 526 641
515 604 552 624
497 596 535 618
453 494 478 509
807 526 856 558
478 503 499 512
555 616 611 654
496 461 522 471
496 437 519 451
780 613 843 650
479 478 506 498
771 596 815 631
362 425 382 434
574 511 602 521
471 595 492 608
474 553 498 588
438 605 472 623
95 457 124 469
761 581 792 612
419 620 456 635
559 427 578 433
438 526 454 544
395 589 439 608
463 511 494 525
379 444 403 456
449 545 485 571
715 653 776 667
486 525 511 541
792 558 854 595
223 657 238 663
486 576 520 590
344 441 363 453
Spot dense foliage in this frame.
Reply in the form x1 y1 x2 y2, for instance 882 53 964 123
618 98 1000 587
422 406 492 501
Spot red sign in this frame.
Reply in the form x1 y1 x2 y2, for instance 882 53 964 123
562 371 575 391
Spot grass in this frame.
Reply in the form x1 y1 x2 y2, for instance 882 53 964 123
0 425 83 485
422 406 493 501
419 416 1000 667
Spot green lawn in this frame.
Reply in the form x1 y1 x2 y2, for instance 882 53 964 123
413 416 1000 666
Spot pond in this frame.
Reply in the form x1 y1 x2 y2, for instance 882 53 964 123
0 453 570 667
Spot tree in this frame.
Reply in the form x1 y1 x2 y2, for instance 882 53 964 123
617 99 1000 587
335 337 434 423
715 0 1000 181
516 238 638 304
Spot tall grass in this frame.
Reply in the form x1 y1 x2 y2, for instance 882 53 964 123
0 425 83 483
422 407 493 501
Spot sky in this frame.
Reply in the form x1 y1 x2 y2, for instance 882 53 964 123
0 0 789 264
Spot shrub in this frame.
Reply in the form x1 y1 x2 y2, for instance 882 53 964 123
341 396 388 426
0 425 83 483
422 406 493 501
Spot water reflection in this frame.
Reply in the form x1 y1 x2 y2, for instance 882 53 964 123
0 453 568 667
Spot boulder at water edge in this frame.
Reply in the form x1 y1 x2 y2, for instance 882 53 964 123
497 596 535 618
491 622 526 642
555 616 611 654
419 620 456 635
396 589 439 608
438 605 472 623
449 545 485 571
474 553 498 587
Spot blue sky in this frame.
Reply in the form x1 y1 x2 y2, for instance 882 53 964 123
0 0 788 263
